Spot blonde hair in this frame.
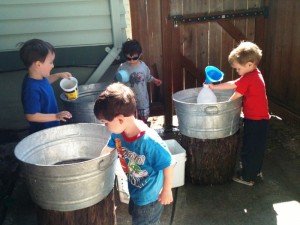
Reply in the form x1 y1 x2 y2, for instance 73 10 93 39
228 41 262 66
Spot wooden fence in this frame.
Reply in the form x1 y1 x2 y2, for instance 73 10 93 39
129 0 300 127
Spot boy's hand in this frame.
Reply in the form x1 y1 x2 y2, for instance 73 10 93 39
158 188 173 205
153 78 162 86
56 111 72 122
208 83 214 89
48 72 72 83
58 72 72 79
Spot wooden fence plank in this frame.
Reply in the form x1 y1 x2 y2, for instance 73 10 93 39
289 1 300 111
181 0 199 89
221 0 235 81
232 0 248 80
161 0 175 128
147 0 163 103
197 0 209 83
208 0 223 67
169 0 182 16
182 24 197 89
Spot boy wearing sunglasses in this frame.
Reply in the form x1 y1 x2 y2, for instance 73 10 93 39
117 39 162 124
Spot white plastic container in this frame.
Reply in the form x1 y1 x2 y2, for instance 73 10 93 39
60 77 79 100
197 84 217 104
165 139 187 188
116 139 187 204
115 160 130 204
116 173 130 204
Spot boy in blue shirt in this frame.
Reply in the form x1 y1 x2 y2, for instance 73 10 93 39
19 39 72 133
94 82 174 225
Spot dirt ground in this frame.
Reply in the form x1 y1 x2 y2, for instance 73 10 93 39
267 116 300 161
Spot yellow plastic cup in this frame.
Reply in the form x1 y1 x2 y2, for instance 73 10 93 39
60 77 78 100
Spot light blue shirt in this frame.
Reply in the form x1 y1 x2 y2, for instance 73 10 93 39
107 127 172 206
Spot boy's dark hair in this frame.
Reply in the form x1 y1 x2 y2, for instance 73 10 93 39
122 39 142 57
19 39 55 68
94 83 136 121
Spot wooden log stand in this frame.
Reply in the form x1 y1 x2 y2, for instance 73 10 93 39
36 190 116 225
181 131 240 185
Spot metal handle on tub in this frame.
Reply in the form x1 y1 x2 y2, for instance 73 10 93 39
98 150 117 171
204 106 219 115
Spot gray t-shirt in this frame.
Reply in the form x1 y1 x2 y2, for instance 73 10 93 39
118 61 154 109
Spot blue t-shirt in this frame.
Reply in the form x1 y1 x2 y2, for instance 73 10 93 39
107 126 172 206
22 75 60 133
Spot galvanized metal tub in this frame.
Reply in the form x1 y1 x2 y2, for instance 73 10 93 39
14 123 117 212
60 82 111 123
173 88 242 139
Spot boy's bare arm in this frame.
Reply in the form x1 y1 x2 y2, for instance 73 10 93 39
25 111 72 123
152 78 162 86
229 91 243 101
47 72 72 84
158 165 174 205
208 81 237 90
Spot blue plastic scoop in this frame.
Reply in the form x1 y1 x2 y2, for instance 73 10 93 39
205 66 224 84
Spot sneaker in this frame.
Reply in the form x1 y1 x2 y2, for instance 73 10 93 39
232 176 255 186
257 172 263 178
256 172 264 181
239 161 243 169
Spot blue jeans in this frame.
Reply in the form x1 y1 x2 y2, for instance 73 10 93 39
129 199 164 225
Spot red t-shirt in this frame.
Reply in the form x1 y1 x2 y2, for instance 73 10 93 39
234 69 270 120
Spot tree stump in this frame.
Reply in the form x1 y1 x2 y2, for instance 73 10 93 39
36 190 116 225
181 131 240 184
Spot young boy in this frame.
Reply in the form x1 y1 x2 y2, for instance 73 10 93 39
94 82 174 225
117 39 162 124
19 38 72 134
209 41 270 186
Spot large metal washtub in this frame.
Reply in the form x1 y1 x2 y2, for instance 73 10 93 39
173 88 242 139
60 82 111 124
14 123 117 212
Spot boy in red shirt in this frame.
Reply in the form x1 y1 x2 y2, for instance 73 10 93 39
209 41 270 186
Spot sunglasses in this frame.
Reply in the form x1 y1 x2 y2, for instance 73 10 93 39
125 55 140 61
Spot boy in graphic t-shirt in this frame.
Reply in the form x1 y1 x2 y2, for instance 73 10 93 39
94 82 174 225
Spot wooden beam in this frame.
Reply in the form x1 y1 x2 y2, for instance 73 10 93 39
217 20 247 42
180 53 204 82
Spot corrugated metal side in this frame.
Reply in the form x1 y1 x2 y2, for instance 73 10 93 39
0 0 128 52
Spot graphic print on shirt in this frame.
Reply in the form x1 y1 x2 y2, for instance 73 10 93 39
129 72 145 87
115 138 148 188
116 138 129 173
